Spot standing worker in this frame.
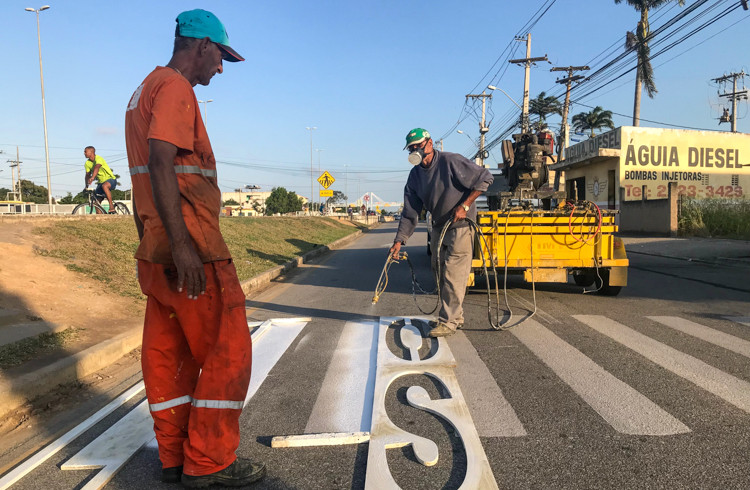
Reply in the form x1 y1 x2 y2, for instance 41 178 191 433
83 146 118 213
390 128 494 337
125 9 265 487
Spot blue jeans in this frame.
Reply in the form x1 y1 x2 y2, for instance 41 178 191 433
95 179 117 198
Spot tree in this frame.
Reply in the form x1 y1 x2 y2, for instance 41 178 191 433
615 0 684 126
572 106 615 137
529 91 562 129
325 190 347 206
223 198 240 206
264 187 303 215
19 179 51 204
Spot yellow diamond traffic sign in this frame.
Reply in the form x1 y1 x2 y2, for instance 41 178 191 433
317 171 335 189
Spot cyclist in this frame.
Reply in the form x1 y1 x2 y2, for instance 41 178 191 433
84 146 117 213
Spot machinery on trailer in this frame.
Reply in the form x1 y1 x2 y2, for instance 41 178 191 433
470 130 628 296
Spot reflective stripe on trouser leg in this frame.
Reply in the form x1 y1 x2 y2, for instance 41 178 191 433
138 259 252 476
434 226 474 329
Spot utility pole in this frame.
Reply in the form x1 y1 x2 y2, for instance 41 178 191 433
509 33 548 133
551 65 589 158
7 147 22 201
713 71 747 133
464 91 492 166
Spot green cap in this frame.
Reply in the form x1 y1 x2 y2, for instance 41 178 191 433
176 9 244 62
404 128 431 150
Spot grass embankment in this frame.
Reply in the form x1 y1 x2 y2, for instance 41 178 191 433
678 198 750 239
0 328 82 369
34 217 367 299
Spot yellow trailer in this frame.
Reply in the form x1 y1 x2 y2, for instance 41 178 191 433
470 205 628 295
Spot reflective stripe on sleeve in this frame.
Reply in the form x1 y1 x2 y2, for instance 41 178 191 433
149 395 193 412
191 399 244 410
129 165 216 178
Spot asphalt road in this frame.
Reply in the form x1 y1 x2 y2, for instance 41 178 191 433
3 221 749 489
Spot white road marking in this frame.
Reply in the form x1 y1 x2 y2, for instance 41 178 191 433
725 316 750 328
366 317 498 490
575 315 750 414
2 319 307 490
0 382 145 490
447 332 526 437
245 319 308 405
305 320 378 434
513 319 689 435
506 290 559 324
648 316 750 358
60 401 153 490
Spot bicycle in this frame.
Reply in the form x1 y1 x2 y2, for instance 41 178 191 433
71 189 130 215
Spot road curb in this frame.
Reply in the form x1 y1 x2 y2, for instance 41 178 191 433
0 224 374 419
0 326 143 420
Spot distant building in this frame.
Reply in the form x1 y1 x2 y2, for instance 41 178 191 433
221 189 309 216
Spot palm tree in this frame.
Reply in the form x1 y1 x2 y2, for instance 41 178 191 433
572 106 615 137
529 91 562 129
615 0 684 126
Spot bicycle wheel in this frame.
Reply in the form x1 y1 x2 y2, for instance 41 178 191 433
72 202 107 215
114 202 131 215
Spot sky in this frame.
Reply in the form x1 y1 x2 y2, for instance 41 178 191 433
1 0 748 205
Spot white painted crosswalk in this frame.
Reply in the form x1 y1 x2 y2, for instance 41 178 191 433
4 314 750 489
574 315 750 414
511 319 690 435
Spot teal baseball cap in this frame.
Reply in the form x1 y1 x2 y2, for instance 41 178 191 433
176 9 244 62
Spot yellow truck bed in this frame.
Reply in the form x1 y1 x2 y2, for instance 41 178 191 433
471 208 628 295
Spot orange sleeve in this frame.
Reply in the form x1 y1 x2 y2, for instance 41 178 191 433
147 77 196 153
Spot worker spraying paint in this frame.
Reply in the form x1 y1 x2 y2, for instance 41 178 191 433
387 128 494 338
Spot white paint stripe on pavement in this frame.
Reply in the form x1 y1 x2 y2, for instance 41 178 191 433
305 320 378 433
0 381 145 490
61 401 154 490
648 316 750 359
245 320 308 405
447 331 526 437
513 319 690 435
575 315 750 414
725 316 750 328
506 290 559 324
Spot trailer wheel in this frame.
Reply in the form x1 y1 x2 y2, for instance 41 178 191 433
595 270 622 296
573 272 595 287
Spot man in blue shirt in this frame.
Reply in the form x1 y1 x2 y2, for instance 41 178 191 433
390 128 493 337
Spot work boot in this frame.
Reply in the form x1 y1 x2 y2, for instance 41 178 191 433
429 320 462 330
429 323 456 338
181 458 266 488
161 465 182 483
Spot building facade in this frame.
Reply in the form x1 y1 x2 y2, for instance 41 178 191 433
552 126 749 209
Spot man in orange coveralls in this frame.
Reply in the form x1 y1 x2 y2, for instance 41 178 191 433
125 9 265 487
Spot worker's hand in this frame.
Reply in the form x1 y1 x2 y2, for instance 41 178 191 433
453 204 468 222
389 241 402 260
172 243 206 300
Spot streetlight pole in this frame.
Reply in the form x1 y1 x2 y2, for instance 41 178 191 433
198 99 213 129
305 126 317 214
25 5 52 208
315 148 324 207
457 130 479 149
344 164 349 208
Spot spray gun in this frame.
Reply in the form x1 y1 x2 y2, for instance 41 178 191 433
371 251 408 305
